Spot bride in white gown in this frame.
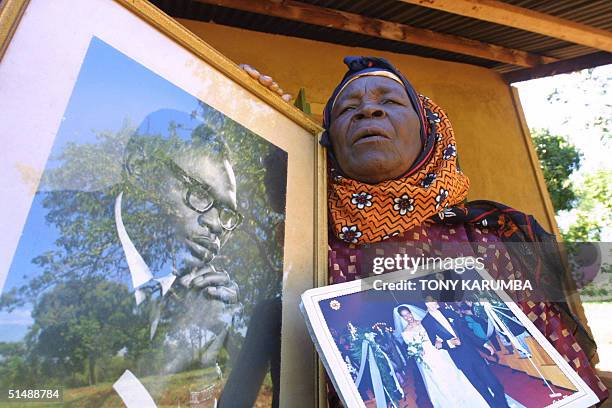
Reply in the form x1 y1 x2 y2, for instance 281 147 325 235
393 304 490 408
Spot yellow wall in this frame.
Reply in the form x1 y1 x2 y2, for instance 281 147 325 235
178 19 557 233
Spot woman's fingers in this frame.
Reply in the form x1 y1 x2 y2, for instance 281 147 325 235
239 64 292 103
239 63 260 79
258 74 273 87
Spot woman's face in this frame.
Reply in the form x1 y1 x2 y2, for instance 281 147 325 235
400 309 414 323
329 76 422 184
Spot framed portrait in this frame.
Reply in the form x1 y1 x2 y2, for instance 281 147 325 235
301 258 600 408
0 0 326 406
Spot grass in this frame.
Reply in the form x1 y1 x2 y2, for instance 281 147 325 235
0 366 273 407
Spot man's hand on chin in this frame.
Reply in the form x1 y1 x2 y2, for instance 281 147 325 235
205 284 239 303
178 265 239 304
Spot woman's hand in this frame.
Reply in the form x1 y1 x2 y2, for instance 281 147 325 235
239 64 293 103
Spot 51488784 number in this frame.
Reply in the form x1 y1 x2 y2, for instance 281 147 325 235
6 389 62 401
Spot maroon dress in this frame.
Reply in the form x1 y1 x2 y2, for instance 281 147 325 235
326 220 608 406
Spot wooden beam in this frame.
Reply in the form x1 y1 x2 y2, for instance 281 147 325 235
399 0 612 53
194 0 557 67
502 51 612 83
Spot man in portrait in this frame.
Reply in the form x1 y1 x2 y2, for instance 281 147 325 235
114 108 241 371
0 38 288 407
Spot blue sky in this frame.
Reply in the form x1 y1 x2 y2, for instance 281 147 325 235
52 37 200 150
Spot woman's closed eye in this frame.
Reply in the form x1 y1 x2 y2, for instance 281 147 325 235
339 105 356 115
382 98 403 105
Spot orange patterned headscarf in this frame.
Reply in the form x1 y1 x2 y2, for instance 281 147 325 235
327 95 470 244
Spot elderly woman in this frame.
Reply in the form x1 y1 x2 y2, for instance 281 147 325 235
318 56 607 406
243 56 607 406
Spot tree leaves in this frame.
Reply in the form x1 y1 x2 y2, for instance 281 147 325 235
531 128 582 212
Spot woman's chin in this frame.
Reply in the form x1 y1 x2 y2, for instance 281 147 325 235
346 159 409 184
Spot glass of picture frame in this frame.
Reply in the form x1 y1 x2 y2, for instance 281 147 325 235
0 0 327 406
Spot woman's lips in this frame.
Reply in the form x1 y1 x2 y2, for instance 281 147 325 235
353 135 390 145
351 126 391 146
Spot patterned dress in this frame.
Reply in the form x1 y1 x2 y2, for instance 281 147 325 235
327 221 608 406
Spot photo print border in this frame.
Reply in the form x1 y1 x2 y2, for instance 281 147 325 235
301 257 600 408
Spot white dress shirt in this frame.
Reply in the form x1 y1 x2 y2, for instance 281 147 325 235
115 192 176 305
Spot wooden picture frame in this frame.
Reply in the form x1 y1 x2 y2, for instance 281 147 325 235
0 0 327 406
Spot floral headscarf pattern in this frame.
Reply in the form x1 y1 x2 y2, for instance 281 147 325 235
328 95 470 244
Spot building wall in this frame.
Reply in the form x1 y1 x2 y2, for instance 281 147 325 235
178 19 557 233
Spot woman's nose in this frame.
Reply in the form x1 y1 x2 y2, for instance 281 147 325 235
355 103 385 120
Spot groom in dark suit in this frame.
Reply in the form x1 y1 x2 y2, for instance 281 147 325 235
421 299 509 408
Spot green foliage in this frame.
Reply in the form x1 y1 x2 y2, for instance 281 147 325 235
536 69 611 300
531 128 582 212
0 278 154 389
531 69 611 243
348 326 403 403
27 277 138 386
562 214 603 242
0 342 30 390
561 170 612 241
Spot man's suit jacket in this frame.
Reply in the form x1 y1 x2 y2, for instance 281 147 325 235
421 307 485 355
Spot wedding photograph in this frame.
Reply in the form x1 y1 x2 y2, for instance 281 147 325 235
302 265 599 408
